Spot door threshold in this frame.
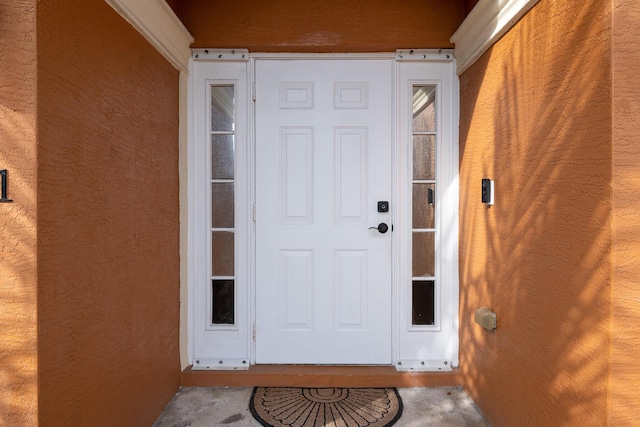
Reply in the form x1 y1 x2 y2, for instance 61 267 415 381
181 365 462 388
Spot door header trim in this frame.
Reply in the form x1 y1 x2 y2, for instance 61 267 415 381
192 50 455 62
193 49 250 61
395 49 454 62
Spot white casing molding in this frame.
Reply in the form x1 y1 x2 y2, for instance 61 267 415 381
104 0 194 72
450 0 540 75
180 66 192 370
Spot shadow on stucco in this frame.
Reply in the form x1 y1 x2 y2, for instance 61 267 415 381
0 103 38 424
459 1 612 425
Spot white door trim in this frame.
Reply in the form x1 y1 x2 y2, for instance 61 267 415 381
249 53 399 366
188 51 459 370
249 52 397 60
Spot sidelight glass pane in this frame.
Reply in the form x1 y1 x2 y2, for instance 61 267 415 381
410 85 438 328
412 232 435 277
212 231 234 276
412 281 435 326
413 184 435 229
211 86 235 131
412 86 436 132
211 134 235 179
413 135 436 180
212 183 234 228
212 280 235 324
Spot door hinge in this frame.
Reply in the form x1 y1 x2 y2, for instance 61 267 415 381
252 82 256 101
253 204 257 221
253 324 256 341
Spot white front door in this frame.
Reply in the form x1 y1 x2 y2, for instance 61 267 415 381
255 59 393 364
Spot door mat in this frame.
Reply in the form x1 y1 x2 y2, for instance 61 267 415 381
250 387 403 427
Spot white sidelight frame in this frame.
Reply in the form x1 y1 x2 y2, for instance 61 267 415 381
190 50 252 369
395 50 460 370
189 50 459 370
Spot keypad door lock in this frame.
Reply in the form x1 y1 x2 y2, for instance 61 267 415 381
377 201 389 213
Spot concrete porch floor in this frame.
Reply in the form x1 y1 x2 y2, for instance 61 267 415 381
153 386 490 426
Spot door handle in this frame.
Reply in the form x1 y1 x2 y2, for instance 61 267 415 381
369 223 389 234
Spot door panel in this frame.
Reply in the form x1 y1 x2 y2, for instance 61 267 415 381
255 59 393 364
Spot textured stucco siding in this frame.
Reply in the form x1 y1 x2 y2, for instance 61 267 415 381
36 0 180 425
612 0 640 424
178 0 465 51
0 1 38 425
458 0 612 425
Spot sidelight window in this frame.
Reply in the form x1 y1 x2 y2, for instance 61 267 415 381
210 85 235 325
411 85 436 326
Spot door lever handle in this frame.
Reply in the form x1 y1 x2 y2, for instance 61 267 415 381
369 223 389 234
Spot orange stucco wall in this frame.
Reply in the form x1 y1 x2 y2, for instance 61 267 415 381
458 0 612 425
178 0 465 51
0 1 38 425
36 0 181 425
612 0 640 424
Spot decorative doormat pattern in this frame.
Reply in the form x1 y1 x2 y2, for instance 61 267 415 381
250 387 402 427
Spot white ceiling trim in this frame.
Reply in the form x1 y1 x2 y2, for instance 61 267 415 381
450 0 540 75
105 0 194 73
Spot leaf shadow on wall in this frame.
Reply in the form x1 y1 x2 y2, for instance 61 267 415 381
0 103 37 424
458 1 612 425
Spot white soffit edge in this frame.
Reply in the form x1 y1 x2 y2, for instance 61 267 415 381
105 0 194 73
450 0 540 75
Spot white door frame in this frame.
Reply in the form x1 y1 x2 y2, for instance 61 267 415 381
188 50 459 370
